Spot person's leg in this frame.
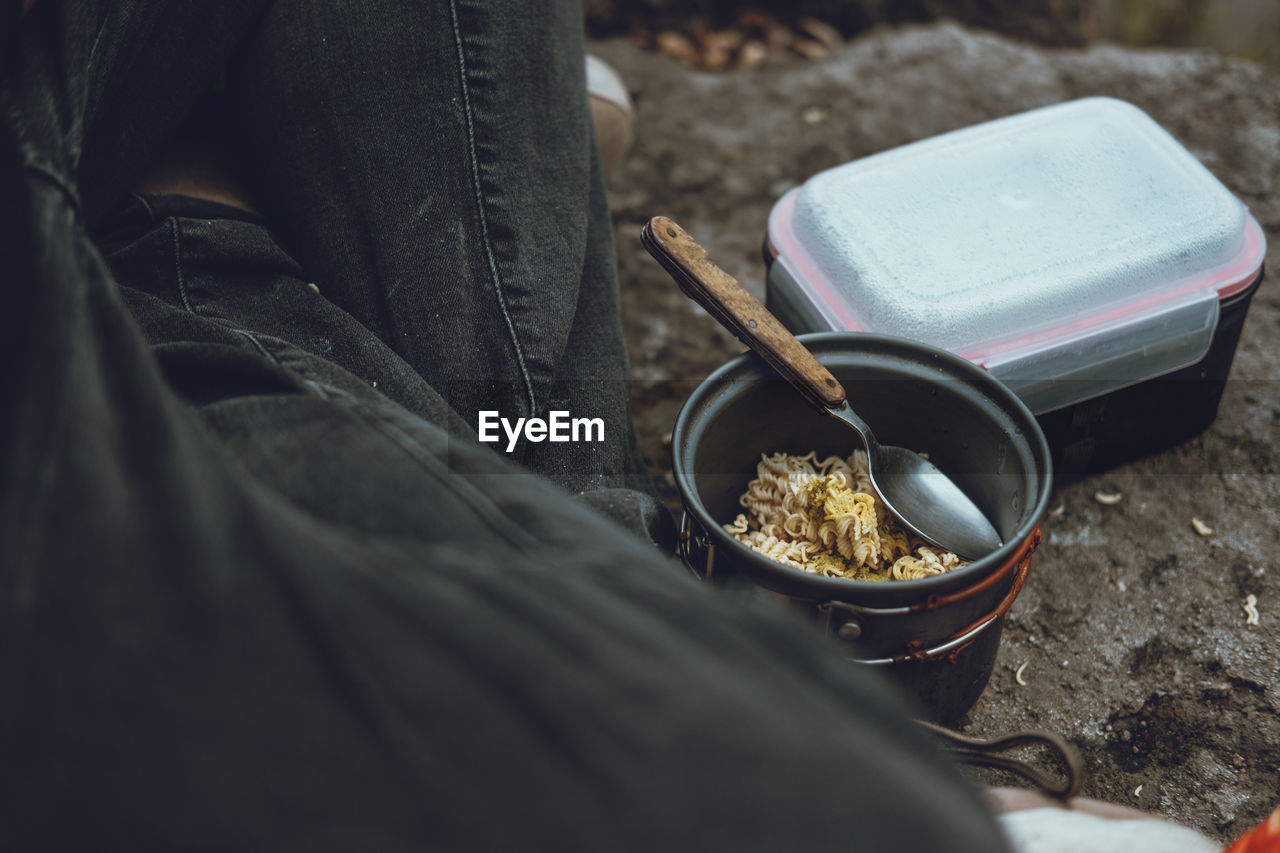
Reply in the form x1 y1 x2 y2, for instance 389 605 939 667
226 0 654 503
1 4 1011 850
3 170 1014 851
1 0 272 228
0 4 491 843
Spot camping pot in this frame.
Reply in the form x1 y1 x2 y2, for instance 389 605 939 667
672 333 1053 723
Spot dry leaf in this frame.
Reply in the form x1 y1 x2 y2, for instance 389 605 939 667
656 30 698 66
698 30 740 71
791 38 830 60
796 17 843 50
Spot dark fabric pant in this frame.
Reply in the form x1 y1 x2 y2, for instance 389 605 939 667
0 2 1010 850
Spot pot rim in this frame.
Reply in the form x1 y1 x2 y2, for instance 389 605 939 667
672 331 1053 596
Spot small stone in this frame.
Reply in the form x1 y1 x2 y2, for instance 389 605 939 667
655 30 698 66
802 106 828 124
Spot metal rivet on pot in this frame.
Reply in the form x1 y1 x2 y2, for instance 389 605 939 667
836 620 863 641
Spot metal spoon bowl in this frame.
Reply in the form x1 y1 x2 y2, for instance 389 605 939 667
642 215 1002 561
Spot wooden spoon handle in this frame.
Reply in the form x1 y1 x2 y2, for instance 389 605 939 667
641 215 846 410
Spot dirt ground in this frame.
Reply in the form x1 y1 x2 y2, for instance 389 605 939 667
596 23 1280 843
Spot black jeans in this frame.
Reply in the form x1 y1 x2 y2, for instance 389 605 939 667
0 2 1009 850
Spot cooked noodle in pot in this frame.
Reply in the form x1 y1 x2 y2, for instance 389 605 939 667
726 451 967 581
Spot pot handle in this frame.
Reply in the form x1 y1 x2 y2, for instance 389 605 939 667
914 527 1041 613
677 512 716 581
824 528 1038 665
917 720 1085 800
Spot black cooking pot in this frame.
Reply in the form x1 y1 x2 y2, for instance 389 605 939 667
673 333 1053 722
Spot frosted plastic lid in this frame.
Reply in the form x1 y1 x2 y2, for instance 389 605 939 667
767 97 1266 413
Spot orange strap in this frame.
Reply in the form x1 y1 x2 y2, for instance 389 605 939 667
1225 806 1280 853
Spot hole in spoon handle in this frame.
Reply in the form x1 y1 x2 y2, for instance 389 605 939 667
641 215 847 410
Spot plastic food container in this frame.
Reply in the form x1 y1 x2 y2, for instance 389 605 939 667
765 98 1266 474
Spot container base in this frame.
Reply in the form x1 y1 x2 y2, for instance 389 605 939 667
1039 268 1262 476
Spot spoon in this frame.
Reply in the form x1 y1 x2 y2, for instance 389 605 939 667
641 215 1002 561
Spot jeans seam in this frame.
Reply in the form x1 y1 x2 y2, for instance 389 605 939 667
232 328 287 368
170 217 195 313
100 194 160 261
21 164 81 218
131 191 157 221
85 20 108 90
1 86 81 218
447 0 537 420
156 218 296 373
